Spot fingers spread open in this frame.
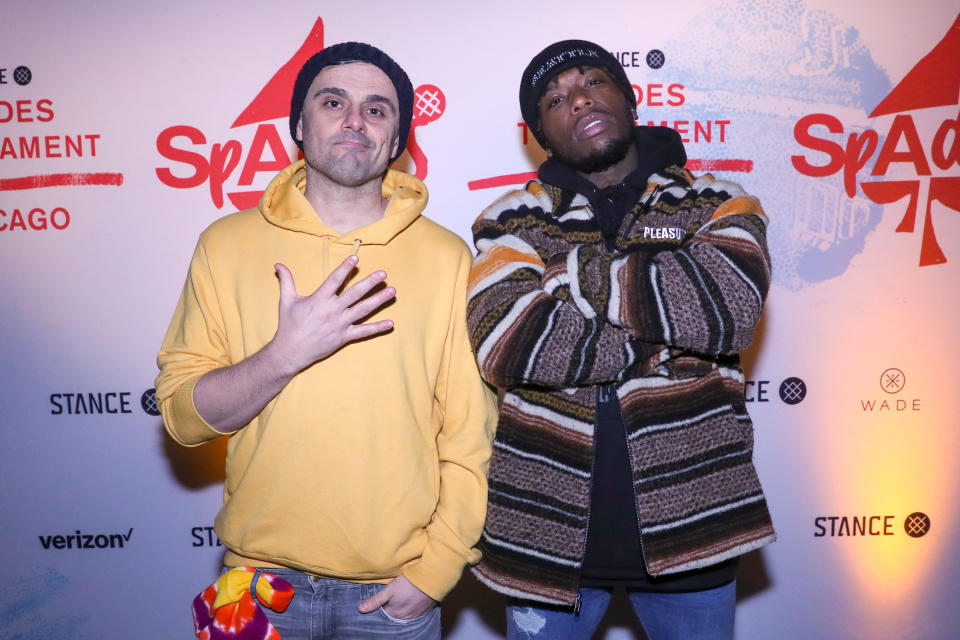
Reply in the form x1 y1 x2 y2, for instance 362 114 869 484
339 270 388 308
345 285 396 324
315 254 359 297
347 319 394 343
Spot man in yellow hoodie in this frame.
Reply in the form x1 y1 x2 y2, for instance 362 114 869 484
156 42 497 640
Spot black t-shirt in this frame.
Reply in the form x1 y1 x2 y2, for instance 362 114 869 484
579 385 737 591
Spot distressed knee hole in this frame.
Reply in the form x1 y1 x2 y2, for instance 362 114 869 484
513 607 547 634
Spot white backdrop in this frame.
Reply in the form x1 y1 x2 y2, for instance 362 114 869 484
1 1 959 638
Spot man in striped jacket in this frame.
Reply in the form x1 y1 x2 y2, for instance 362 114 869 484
467 40 776 640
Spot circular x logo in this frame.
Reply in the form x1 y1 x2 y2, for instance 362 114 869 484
646 49 665 69
13 65 32 86
904 512 930 538
141 388 160 416
880 368 905 394
413 84 445 124
779 377 806 405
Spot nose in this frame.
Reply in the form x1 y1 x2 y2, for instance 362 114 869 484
569 89 593 113
343 105 365 132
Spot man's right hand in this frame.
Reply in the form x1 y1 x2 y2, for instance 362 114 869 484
272 255 396 374
192 255 395 433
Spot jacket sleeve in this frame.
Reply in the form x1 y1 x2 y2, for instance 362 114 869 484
155 237 233 446
560 175 770 356
403 247 498 602
467 185 662 390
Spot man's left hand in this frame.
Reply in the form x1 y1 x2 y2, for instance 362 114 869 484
357 574 437 620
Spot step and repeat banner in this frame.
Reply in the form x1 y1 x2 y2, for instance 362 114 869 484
2 1 958 638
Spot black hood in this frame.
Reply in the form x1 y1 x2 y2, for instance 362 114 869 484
538 125 686 200
536 125 686 238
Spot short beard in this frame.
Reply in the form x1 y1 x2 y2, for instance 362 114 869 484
554 129 633 174
310 155 385 188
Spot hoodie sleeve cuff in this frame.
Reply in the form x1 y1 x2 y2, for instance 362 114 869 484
163 376 231 446
402 536 479 602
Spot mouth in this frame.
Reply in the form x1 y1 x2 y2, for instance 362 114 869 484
332 134 373 149
575 112 609 139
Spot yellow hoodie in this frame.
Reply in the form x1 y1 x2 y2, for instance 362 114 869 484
156 160 497 601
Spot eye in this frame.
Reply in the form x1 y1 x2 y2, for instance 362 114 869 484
547 95 563 108
324 99 342 109
367 106 385 117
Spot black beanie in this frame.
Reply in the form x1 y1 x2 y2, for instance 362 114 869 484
289 42 413 161
519 39 636 148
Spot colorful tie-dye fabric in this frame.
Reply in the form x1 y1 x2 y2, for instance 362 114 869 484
193 567 295 640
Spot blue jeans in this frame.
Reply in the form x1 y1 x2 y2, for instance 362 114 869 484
506 581 736 640
250 568 440 640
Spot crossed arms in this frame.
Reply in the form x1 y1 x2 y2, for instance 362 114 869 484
466 172 771 390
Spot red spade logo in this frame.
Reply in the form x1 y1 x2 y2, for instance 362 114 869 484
793 14 960 267
156 17 447 211
861 14 960 267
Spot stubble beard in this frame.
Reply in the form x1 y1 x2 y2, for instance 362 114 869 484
309 153 385 188
554 127 633 175
305 131 392 188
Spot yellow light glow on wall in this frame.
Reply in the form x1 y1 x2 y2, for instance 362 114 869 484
804 270 958 624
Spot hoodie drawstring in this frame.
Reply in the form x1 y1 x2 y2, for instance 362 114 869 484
322 236 330 279
321 237 362 279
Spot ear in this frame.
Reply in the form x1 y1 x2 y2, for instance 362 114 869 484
391 130 400 159
296 113 304 142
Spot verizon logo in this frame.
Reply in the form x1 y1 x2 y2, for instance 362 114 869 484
39 527 133 550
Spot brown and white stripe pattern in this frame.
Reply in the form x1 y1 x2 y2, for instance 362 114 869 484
467 166 775 606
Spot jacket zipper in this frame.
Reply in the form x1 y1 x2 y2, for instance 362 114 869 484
573 387 602 614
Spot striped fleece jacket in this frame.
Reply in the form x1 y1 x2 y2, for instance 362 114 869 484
466 164 776 606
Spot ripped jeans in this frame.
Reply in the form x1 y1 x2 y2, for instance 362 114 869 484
506 581 735 640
